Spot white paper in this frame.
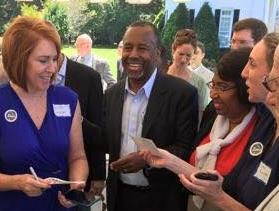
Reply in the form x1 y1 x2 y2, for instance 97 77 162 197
132 137 161 155
46 177 85 185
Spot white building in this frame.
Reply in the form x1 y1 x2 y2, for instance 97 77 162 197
165 0 279 48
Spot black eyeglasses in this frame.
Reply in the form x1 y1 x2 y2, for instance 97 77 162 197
206 81 236 92
262 75 279 92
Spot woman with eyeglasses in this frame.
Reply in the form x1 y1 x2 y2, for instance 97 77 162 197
141 48 273 210
178 34 279 211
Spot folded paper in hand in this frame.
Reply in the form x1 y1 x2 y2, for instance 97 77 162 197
46 177 85 185
133 137 161 156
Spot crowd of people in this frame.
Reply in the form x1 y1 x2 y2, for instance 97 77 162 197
0 15 278 211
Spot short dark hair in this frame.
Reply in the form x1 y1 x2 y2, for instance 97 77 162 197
128 21 161 48
233 18 267 43
217 48 252 105
262 32 279 70
2 16 61 91
172 28 197 51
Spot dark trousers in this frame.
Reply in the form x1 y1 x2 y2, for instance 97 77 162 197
115 181 154 211
113 180 186 211
75 207 90 211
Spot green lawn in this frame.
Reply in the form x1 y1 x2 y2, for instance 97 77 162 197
62 46 118 79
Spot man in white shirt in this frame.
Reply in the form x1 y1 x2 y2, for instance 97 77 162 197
190 41 213 103
190 41 213 83
101 21 198 211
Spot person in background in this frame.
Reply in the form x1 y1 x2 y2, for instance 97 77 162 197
231 18 267 49
56 54 106 211
178 33 279 210
168 29 208 121
100 21 198 211
190 41 213 84
0 16 88 210
116 40 126 81
71 34 116 90
0 37 8 85
190 41 213 102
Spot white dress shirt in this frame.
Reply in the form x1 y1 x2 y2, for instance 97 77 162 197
120 69 157 186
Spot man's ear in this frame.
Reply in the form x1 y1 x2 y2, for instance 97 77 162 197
156 47 161 58
154 47 162 66
201 52 205 60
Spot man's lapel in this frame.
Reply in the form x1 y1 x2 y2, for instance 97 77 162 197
64 58 72 87
112 81 125 155
142 73 167 137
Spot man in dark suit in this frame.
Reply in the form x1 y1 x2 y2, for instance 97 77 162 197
57 55 106 210
101 21 198 211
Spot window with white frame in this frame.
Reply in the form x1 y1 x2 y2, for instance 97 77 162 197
218 9 234 48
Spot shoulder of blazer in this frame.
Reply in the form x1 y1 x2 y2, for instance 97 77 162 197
105 80 125 96
155 73 197 95
67 58 101 80
92 55 108 69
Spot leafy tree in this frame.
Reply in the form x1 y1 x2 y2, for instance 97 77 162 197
193 2 219 62
31 0 44 9
0 0 20 34
44 1 69 43
81 0 163 45
60 0 93 43
162 3 190 58
21 3 43 19
1 0 164 46
153 9 165 33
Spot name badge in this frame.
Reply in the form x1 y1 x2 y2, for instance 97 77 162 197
53 104 71 117
5 109 17 122
250 142 264 156
254 161 271 185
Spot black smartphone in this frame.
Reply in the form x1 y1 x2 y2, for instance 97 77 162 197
195 172 218 181
64 189 101 207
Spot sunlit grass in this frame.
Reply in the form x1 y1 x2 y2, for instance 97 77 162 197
62 46 118 79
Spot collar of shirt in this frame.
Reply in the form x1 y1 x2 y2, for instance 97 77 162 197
189 64 200 71
77 54 93 67
54 56 67 86
83 54 92 61
58 56 67 78
124 69 157 98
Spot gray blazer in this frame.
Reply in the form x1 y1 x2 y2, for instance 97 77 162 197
72 54 116 89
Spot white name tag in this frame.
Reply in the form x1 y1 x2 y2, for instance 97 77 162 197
53 104 71 117
254 161 271 185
